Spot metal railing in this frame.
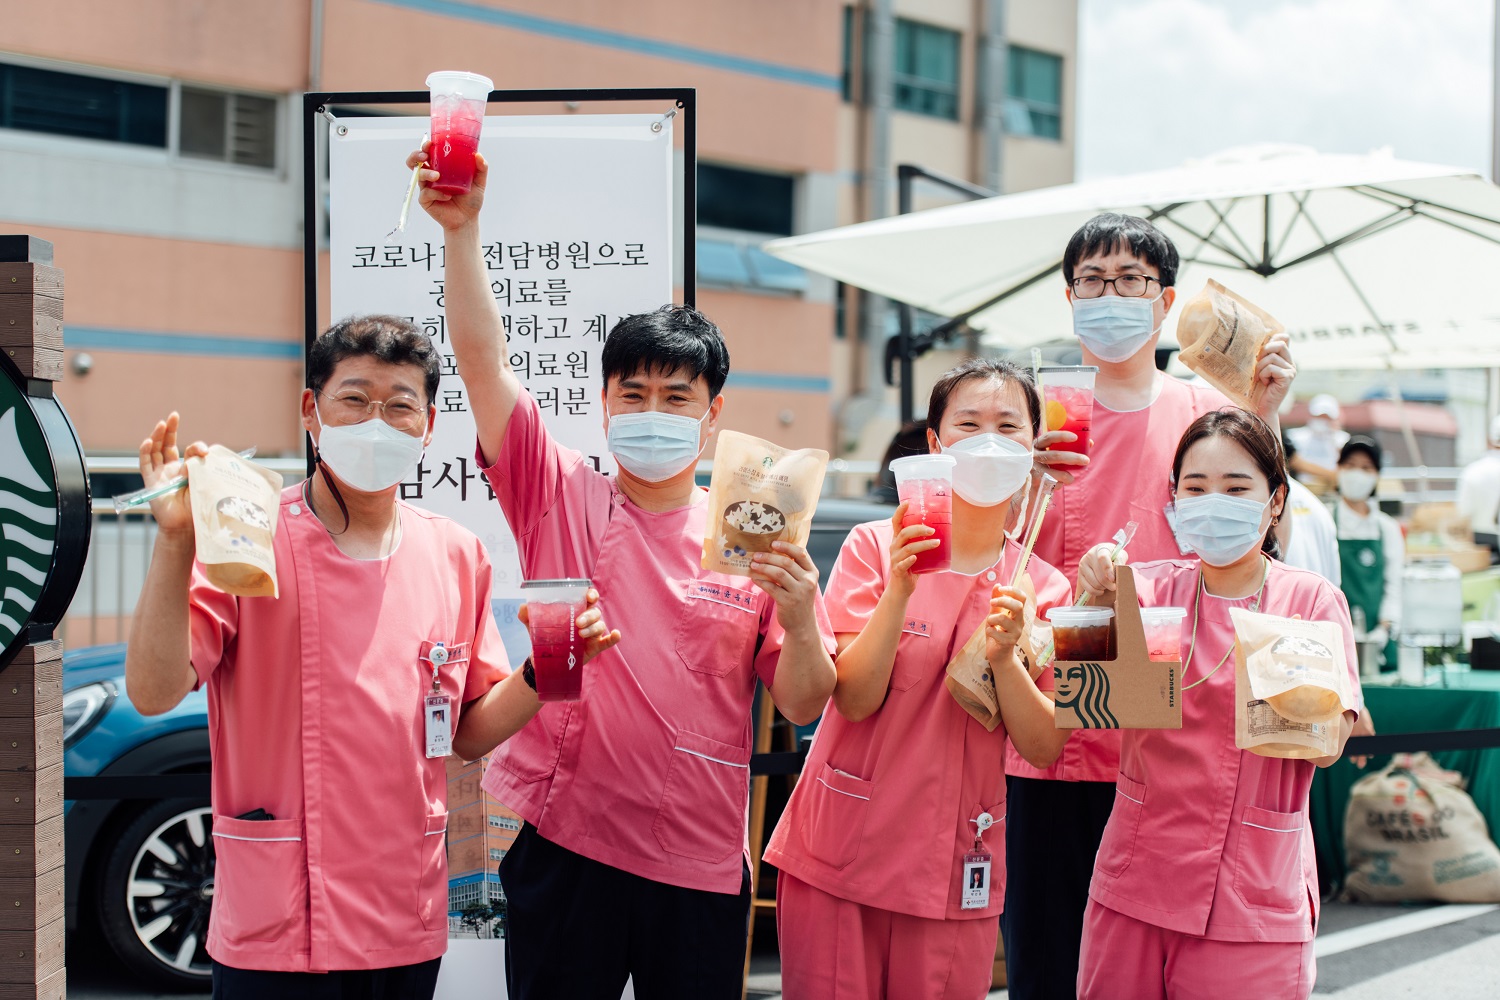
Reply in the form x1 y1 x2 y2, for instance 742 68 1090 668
66 457 1472 648
68 457 307 648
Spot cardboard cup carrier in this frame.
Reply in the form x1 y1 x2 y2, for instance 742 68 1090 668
1052 566 1183 730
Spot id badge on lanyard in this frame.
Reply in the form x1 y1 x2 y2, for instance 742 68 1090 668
961 811 996 910
424 642 454 759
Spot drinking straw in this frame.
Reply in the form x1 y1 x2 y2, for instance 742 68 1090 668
1009 473 1059 590
384 135 429 245
112 447 257 514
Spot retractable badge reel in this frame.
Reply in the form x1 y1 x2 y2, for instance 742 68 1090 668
424 642 453 759
961 811 995 910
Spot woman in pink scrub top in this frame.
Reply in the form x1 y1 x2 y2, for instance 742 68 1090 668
765 359 1074 999
1074 409 1360 1000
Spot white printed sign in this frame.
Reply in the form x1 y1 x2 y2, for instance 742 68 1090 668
329 114 674 641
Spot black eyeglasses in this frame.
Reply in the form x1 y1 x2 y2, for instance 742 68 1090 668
1070 274 1160 298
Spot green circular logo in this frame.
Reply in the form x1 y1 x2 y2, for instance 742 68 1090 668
0 375 59 654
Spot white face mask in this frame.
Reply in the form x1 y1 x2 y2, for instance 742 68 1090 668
1338 468 1378 502
1071 293 1162 363
314 408 426 493
606 409 707 483
939 433 1033 507
1167 493 1270 567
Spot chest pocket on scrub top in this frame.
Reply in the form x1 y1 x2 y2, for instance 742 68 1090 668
888 617 942 692
675 579 761 677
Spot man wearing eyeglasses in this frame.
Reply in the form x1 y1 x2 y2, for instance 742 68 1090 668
1001 214 1296 999
124 316 620 1000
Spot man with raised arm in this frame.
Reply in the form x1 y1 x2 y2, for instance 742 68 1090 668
1002 214 1296 999
413 147 837 1000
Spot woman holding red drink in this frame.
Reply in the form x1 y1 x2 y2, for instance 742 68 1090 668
765 359 1074 998
1073 409 1360 999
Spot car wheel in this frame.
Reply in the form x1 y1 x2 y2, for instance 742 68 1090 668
97 800 215 990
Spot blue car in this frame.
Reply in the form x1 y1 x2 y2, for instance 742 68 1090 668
64 643 213 990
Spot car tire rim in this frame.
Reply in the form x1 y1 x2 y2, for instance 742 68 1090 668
125 806 214 977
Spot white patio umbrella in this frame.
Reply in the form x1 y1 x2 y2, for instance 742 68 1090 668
765 145 1500 371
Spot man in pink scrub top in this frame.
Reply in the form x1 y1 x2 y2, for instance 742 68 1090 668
125 317 618 1000
414 149 838 999
1004 214 1296 999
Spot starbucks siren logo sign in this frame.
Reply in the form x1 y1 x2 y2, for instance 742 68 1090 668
0 376 59 652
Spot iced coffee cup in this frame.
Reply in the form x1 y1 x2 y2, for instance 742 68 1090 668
1047 606 1116 661
521 578 592 702
890 454 956 574
1038 365 1098 457
1139 606 1187 662
426 70 494 196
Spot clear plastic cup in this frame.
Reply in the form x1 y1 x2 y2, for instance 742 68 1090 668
1139 606 1187 662
521 578 591 702
889 454 957 574
1038 365 1098 457
426 70 493 196
1047 606 1115 661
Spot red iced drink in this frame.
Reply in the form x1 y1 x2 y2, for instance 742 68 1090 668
425 71 493 196
1044 384 1094 457
1039 366 1098 458
897 478 954 575
528 602 582 701
1140 607 1186 662
429 121 481 195
521 576 592 703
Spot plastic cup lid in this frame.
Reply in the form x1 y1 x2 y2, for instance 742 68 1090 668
889 454 957 480
1046 606 1114 625
426 70 494 98
1138 606 1188 624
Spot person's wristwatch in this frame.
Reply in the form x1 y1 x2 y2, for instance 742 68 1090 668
520 657 536 691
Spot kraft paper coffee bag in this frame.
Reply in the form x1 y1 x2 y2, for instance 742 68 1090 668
1231 608 1356 758
702 430 828 577
187 444 283 597
944 573 1042 731
1176 280 1283 412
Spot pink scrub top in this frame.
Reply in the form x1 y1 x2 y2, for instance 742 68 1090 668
1009 374 1229 784
188 487 509 972
764 521 1072 921
1089 557 1361 943
479 391 836 895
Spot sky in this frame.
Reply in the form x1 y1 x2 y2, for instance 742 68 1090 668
1077 0 1495 179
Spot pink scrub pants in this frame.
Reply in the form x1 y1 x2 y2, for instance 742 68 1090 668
1077 900 1315 1000
777 872 998 1000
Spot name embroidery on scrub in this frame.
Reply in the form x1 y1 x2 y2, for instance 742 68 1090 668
903 617 933 638
686 580 759 613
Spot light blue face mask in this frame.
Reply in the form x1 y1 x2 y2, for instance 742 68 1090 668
606 409 708 482
1166 493 1269 567
1071 293 1163 362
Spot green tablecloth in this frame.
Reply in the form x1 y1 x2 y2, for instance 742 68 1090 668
1310 670 1500 888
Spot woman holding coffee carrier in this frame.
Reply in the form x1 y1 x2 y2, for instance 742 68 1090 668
764 359 1073 998
1073 409 1360 999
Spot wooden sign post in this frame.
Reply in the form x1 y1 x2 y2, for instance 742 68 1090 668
0 235 91 1000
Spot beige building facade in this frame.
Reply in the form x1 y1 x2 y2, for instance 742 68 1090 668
1 0 1075 466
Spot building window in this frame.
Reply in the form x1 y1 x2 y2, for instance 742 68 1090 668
698 164 794 238
179 87 277 167
0 62 166 147
487 814 521 831
0 61 278 167
1006 46 1062 140
489 848 505 861
894 19 960 121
